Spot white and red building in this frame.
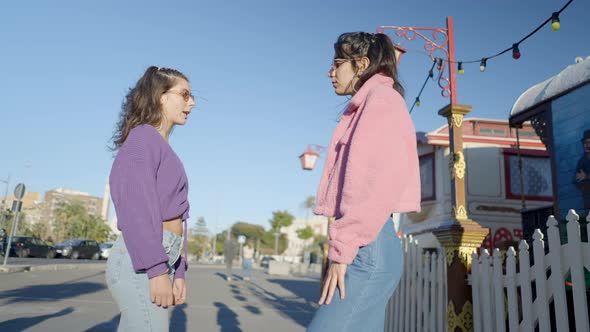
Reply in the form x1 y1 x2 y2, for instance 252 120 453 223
400 118 551 250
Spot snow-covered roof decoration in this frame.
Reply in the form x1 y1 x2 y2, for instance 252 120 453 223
510 55 590 117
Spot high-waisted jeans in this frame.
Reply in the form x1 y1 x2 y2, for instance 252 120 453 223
106 230 183 332
307 217 403 332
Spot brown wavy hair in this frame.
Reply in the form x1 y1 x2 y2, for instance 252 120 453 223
334 32 404 97
110 66 189 150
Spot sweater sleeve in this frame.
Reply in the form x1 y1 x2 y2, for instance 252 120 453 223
174 256 187 279
111 128 169 279
328 90 416 264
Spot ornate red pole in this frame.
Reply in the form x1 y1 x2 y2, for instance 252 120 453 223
447 16 457 106
379 17 488 331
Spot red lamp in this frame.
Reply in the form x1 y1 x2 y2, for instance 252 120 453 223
299 144 327 171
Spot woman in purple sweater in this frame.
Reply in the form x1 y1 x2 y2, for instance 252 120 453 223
106 66 195 331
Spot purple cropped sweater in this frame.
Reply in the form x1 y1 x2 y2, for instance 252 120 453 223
109 124 190 279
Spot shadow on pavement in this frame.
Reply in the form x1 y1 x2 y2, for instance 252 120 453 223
247 278 319 328
268 278 320 305
171 303 188 332
0 307 74 331
83 305 187 332
84 314 120 331
214 301 242 332
0 281 105 304
244 305 262 315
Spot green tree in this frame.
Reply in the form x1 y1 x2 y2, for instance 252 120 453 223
188 217 210 260
53 201 86 242
231 222 265 240
260 231 287 255
52 201 111 243
86 215 112 243
301 196 316 221
269 210 294 232
296 226 314 240
31 222 47 239
3 211 31 236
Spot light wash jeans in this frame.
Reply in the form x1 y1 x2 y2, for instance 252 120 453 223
307 218 403 332
106 230 183 332
242 258 253 279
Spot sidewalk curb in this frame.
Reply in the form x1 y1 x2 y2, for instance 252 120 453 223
0 265 29 273
0 263 106 273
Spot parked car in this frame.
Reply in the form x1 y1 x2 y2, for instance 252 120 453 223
54 239 101 260
260 256 276 268
99 242 113 259
6 236 56 258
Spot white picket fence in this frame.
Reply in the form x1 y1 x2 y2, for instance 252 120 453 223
385 236 448 332
470 209 590 332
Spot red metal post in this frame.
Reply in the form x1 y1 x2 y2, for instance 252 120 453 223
447 16 457 105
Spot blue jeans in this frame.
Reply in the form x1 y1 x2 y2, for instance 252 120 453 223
307 218 402 332
106 230 183 332
242 258 253 278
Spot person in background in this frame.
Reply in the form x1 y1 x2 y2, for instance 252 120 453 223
575 129 590 209
224 233 236 281
0 228 6 256
242 239 255 281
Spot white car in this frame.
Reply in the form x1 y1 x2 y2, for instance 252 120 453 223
99 242 113 259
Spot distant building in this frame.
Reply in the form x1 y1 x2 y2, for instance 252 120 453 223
281 216 328 258
41 187 109 236
401 118 550 250
0 191 41 211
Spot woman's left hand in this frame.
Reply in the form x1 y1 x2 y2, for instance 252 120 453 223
173 278 187 305
319 261 347 305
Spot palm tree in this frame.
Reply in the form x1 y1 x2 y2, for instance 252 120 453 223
302 196 316 225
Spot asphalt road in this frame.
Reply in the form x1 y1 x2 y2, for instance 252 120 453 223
0 264 321 331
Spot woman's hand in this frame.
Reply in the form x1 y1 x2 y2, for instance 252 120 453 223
319 261 347 305
173 278 187 305
149 272 174 307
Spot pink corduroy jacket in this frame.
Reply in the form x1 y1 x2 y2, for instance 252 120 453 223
314 73 421 264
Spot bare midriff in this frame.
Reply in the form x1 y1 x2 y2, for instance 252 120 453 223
163 217 183 236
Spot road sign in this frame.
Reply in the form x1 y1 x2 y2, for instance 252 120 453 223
14 183 26 200
237 235 246 244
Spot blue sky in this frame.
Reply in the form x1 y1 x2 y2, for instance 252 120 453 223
0 0 587 234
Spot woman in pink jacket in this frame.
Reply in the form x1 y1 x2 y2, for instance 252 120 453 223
307 32 421 331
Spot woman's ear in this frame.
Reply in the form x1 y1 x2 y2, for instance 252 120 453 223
358 56 371 73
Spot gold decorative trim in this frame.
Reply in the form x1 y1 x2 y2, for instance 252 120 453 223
448 300 474 332
445 246 475 267
452 205 468 220
454 152 466 179
451 114 464 128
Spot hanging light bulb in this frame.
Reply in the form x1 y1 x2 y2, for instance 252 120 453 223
415 97 421 107
436 58 443 71
551 12 561 31
458 62 464 75
512 44 521 59
480 58 487 72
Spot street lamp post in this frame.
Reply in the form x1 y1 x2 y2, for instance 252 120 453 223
379 17 487 332
273 232 280 256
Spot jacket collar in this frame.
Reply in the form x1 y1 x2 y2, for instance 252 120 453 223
348 73 394 111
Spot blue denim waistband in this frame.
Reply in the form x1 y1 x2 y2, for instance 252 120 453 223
162 230 183 267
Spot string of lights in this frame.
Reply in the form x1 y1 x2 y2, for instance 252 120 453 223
408 0 573 113
456 0 573 73
409 59 437 113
